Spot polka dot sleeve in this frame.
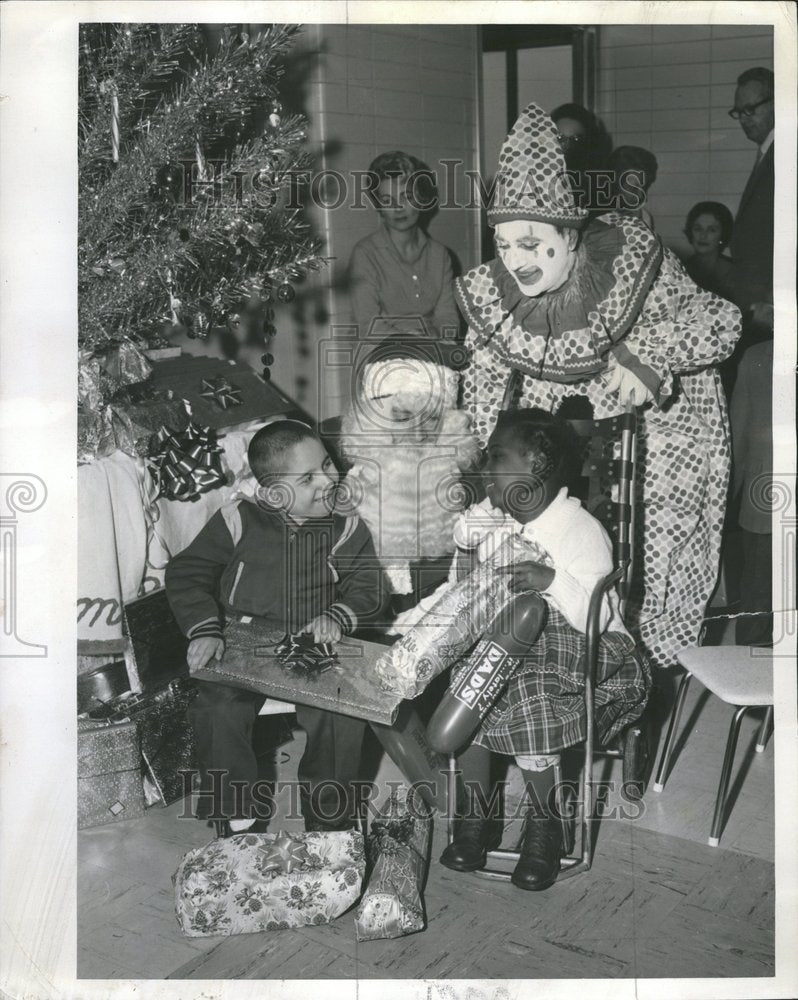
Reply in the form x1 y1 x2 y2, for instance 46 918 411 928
461 327 511 446
610 247 742 405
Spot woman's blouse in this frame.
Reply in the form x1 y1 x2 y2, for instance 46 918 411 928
348 227 460 341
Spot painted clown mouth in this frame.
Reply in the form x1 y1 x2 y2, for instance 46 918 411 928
514 267 542 284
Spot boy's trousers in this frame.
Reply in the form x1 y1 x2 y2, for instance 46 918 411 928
188 680 366 829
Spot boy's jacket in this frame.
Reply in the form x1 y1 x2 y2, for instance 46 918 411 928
165 497 384 640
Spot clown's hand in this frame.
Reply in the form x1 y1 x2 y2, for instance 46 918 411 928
606 357 654 408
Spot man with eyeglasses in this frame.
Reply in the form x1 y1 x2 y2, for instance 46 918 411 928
727 66 774 373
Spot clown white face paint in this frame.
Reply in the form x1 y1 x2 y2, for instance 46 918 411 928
494 220 576 297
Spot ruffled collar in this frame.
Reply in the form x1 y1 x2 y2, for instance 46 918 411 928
489 220 624 338
454 215 664 382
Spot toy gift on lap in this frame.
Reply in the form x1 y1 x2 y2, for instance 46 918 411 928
165 419 389 837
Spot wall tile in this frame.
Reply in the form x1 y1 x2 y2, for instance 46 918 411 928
372 88 428 122
650 62 710 87
370 30 423 68
710 25 776 39
345 84 374 116
649 40 715 66
711 34 774 63
711 58 774 85
418 66 475 99
374 115 426 149
615 88 654 112
708 169 754 195
655 150 710 173
652 129 712 152
600 25 652 47
601 44 653 70
613 109 656 135
651 86 711 111
612 65 653 90
652 107 711 132
424 94 466 124
651 25 713 44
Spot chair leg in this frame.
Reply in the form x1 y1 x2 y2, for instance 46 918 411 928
653 671 693 792
755 705 773 753
446 754 458 843
709 706 749 847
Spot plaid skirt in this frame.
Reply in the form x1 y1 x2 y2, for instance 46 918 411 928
457 606 651 756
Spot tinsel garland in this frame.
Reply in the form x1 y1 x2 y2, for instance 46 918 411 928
79 23 327 352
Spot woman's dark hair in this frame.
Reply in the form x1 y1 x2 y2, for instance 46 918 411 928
683 201 734 246
367 150 438 213
494 407 578 483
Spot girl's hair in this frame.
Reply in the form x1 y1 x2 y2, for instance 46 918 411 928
367 150 438 212
495 407 577 483
247 420 318 483
683 200 734 245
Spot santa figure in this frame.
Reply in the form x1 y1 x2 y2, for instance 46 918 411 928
338 341 481 605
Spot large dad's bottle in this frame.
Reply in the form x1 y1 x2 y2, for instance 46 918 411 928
427 591 546 754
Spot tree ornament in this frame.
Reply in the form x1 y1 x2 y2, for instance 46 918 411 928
261 352 274 366
226 312 243 335
268 99 283 130
276 281 295 303
99 80 120 163
262 320 277 338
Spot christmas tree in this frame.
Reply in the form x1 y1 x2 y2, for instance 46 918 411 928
78 22 325 359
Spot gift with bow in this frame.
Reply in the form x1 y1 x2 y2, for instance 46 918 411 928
258 831 311 875
149 421 227 502
199 375 244 410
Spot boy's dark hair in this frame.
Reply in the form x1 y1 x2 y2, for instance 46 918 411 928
609 145 658 192
247 420 318 484
495 407 577 482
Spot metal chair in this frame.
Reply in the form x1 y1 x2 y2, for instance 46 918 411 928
653 643 775 847
444 404 652 882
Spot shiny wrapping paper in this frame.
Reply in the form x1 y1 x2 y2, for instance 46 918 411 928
195 619 404 725
97 682 198 807
173 830 366 937
375 535 542 699
77 718 145 829
355 784 432 941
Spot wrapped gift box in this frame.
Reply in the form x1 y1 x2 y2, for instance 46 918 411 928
173 829 365 937
78 719 145 829
93 681 198 807
355 784 432 941
195 618 404 725
147 356 301 430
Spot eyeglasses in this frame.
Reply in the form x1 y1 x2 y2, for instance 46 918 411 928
728 97 773 120
556 133 584 147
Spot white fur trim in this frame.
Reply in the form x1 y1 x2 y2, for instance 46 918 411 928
362 359 458 410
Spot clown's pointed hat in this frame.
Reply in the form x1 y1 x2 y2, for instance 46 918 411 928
487 102 589 229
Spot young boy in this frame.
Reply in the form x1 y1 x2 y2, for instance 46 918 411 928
435 408 650 890
165 420 385 836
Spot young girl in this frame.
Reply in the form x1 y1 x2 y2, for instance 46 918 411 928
434 408 650 891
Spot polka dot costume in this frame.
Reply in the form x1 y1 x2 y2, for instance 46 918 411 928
459 218 741 671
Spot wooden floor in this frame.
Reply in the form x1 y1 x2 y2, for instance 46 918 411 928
77 660 776 982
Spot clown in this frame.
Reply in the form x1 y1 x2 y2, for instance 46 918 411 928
338 343 481 602
457 104 742 673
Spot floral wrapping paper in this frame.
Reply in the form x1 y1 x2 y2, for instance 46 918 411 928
355 784 432 941
77 718 146 828
173 830 366 937
374 535 543 699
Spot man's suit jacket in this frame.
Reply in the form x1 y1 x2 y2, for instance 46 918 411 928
730 143 774 312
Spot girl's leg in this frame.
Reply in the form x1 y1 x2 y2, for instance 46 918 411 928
513 755 563 891
439 742 503 872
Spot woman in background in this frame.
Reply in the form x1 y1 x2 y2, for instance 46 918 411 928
550 102 612 212
609 145 659 231
682 201 736 302
348 150 460 344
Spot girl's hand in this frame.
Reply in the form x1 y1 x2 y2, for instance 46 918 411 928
302 614 343 645
187 637 224 673
496 561 555 593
